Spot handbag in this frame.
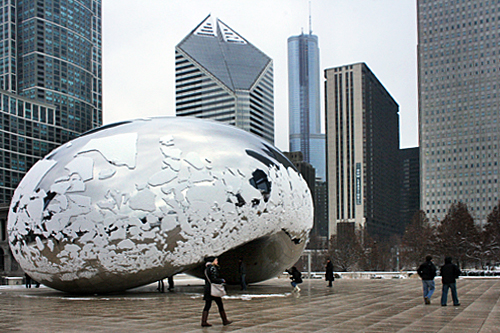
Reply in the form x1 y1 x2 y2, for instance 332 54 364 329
210 283 226 297
205 267 227 297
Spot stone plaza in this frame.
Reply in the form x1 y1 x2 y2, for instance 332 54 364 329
1 275 499 332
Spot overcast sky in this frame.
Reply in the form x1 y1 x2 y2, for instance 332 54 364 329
102 0 418 151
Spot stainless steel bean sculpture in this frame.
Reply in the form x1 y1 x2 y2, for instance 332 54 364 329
8 117 313 294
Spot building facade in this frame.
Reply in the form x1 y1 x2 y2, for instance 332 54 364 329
0 0 102 204
417 0 500 226
325 63 400 240
400 147 420 233
0 0 102 278
175 15 274 144
288 32 325 180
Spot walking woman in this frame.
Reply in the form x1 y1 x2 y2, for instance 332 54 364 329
202 257 232 327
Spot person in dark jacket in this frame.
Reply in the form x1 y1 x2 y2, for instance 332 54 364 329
440 256 461 306
417 255 437 304
201 257 232 327
325 259 335 287
288 266 303 292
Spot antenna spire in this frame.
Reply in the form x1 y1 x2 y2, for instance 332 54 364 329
309 1 312 34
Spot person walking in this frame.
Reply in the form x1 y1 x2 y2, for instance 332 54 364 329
417 255 437 304
440 256 461 306
238 258 247 291
201 257 232 327
288 266 303 292
325 259 335 288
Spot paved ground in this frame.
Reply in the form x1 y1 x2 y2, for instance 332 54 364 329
1 276 499 332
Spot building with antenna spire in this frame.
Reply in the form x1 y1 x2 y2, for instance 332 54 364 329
175 15 274 144
287 13 325 181
287 9 327 240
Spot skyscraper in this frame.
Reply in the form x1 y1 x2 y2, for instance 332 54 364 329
175 15 274 144
400 147 420 232
325 63 400 240
288 30 325 181
0 0 102 204
417 0 500 225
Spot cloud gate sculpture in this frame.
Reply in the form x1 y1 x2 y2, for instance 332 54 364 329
8 117 313 294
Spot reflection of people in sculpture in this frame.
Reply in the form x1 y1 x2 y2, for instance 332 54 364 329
157 279 165 293
168 276 174 292
239 258 247 291
202 257 232 327
25 273 32 288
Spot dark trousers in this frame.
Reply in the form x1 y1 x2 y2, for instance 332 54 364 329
203 297 225 312
441 283 459 305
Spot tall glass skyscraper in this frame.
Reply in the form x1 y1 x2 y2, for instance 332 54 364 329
0 0 102 204
288 31 325 180
417 0 499 226
175 15 274 144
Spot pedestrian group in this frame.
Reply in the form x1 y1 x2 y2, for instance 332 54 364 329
418 255 461 306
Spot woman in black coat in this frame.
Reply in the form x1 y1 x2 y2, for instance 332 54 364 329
325 259 335 287
202 257 232 327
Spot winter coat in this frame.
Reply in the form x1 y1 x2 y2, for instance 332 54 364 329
204 263 225 300
441 258 461 284
325 261 335 282
417 260 437 280
290 268 302 284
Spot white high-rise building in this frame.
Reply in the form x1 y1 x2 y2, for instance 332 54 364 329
175 15 274 144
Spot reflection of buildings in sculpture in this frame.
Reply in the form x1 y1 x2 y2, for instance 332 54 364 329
288 31 325 181
175 15 274 144
0 1 102 205
417 1 500 225
283 151 315 194
283 151 328 243
325 63 400 240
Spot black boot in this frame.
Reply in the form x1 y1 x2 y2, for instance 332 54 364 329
220 310 233 326
201 311 212 327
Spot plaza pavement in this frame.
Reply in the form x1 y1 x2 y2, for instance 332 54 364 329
1 275 499 332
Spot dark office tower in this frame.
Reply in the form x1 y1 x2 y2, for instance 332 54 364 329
0 1 102 204
400 147 420 233
175 15 274 144
417 0 499 226
325 63 400 240
288 31 325 181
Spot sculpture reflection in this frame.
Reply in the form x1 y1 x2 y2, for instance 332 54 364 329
8 117 313 294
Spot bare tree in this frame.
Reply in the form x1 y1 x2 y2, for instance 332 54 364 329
326 230 363 272
400 210 436 269
483 200 500 267
360 231 394 271
436 202 480 268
